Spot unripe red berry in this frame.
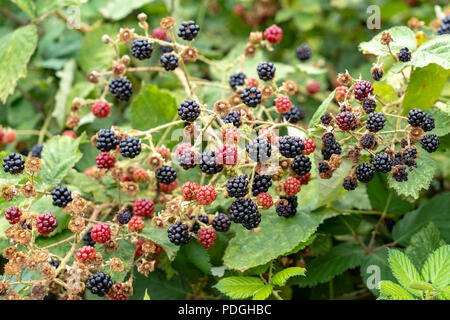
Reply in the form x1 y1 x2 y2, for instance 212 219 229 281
133 168 149 182
76 246 96 262
2 129 17 144
197 227 216 248
284 177 301 196
354 80 374 101
302 138 316 155
263 24 283 44
128 216 145 232
196 185 217 205
160 180 178 193
335 111 356 131
181 181 199 200
275 95 292 114
133 198 154 217
215 145 238 165
245 77 259 88
232 4 246 16
222 126 240 144
62 130 77 139
335 86 349 103
91 223 111 243
5 206 22 224
91 101 111 118
306 82 321 94
256 192 273 209
96 152 116 169
152 27 167 40
36 212 58 235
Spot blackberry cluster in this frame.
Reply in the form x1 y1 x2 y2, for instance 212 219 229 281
392 166 408 182
31 144 43 158
362 98 376 114
360 133 377 150
291 155 312 176
51 186 73 208
160 53 179 71
226 175 249 198
131 39 153 60
155 165 177 184
2 153 25 174
83 228 96 247
199 151 223 174
168 221 191 245
278 136 304 158
246 137 271 162
371 152 393 173
251 173 272 196
282 106 306 123
437 15 450 35
178 99 201 122
212 213 231 232
119 137 141 158
296 43 312 61
86 272 113 297
222 110 242 127
398 47 411 62
229 198 261 230
320 113 333 125
108 77 133 101
343 176 358 191
366 112 386 132
257 62 276 81
276 196 298 218
229 72 246 91
116 208 132 225
177 20 200 41
355 163 375 183
96 129 119 152
190 214 210 234
240 86 262 107
420 134 439 153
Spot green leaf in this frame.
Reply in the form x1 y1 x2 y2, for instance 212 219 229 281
129 269 189 300
10 0 36 18
223 209 337 271
143 289 150 300
358 26 416 57
35 0 82 16
427 107 450 137
393 192 450 245
388 249 422 297
360 248 395 295
252 284 273 300
409 281 434 291
296 64 326 75
316 158 353 208
271 267 305 287
373 82 397 104
402 64 449 114
178 241 212 275
421 245 450 289
294 243 366 287
53 59 76 129
214 276 265 299
308 89 336 128
100 0 154 20
101 239 136 282
387 147 436 200
405 222 444 269
141 224 179 260
379 281 415 300
0 24 38 103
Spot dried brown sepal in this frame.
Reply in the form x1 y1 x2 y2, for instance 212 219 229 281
122 181 140 196
137 259 156 277
108 257 124 272
30 281 49 300
103 239 119 254
40 264 57 280
336 72 353 86
119 28 135 44
2 185 17 201
160 16 175 29
283 81 298 95
68 216 85 233
20 182 36 198
182 46 198 63
214 100 231 116
380 32 393 46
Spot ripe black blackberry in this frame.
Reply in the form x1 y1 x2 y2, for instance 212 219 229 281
229 72 246 91
177 20 200 41
320 113 333 125
318 161 331 173
360 133 377 149
355 163 375 183
343 176 358 191
366 112 386 132
119 137 141 158
321 141 341 161
403 147 417 161
212 213 231 232
371 152 393 173
421 114 435 132
420 134 439 153
291 155 312 176
96 129 119 152
282 106 306 123
30 144 43 158
392 165 408 182
190 214 210 234
251 173 272 196
296 43 312 61
226 175 249 198
178 99 201 122
83 228 96 247
276 196 298 218
371 67 383 81
398 47 411 62
160 39 174 53
155 165 177 184
222 110 242 127
108 77 133 101
2 153 25 174
116 208 132 225
168 221 191 245
240 86 262 108
51 186 73 208
131 39 153 60
393 152 404 166
199 151 223 174
256 62 276 81
407 108 425 127
86 272 113 296
362 98 376 113
437 15 450 35
229 198 261 229
160 53 179 71
246 137 272 162
321 132 336 148
278 136 304 158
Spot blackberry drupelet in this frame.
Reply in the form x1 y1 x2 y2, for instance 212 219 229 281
291 155 312 176
276 196 298 218
116 208 132 225
407 108 425 127
229 198 261 229
83 228 96 247
86 272 113 296
119 137 141 158
31 144 43 158
355 163 375 183
296 43 312 61
398 47 411 62
108 77 133 101
155 165 177 184
343 176 358 191
366 112 386 132
229 72 246 91
168 221 191 245
2 153 25 174
96 129 119 152
178 99 201 122
421 114 435 132
282 106 306 123
226 175 249 198
177 20 200 41
212 213 231 232
420 134 439 153
371 152 393 173
251 173 272 196
240 86 262 107
256 62 276 81
278 136 304 158
199 151 223 174
160 53 179 71
190 214 210 234
51 186 73 208
246 137 272 162
131 39 153 60
222 110 242 127
362 98 377 113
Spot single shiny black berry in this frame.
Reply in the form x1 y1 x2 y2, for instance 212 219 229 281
119 137 141 158
291 155 312 176
229 198 261 230
240 86 262 107
420 134 439 153
343 176 358 191
408 108 425 127
96 129 119 152
160 53 178 71
278 136 304 158
199 151 223 174
362 98 377 114
226 175 249 198
2 153 25 174
86 272 113 296
155 165 177 184
257 62 276 81
51 185 73 208
251 173 272 196
282 106 306 124
366 112 386 132
83 228 96 247
296 43 312 61
108 77 133 101
178 99 201 122
212 213 231 232
398 47 411 62
371 152 393 173
421 114 435 132
177 20 200 41
276 196 297 218
168 221 191 245
131 39 153 60
360 133 377 150
355 163 375 183
116 208 132 224
222 110 242 127
229 72 246 91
